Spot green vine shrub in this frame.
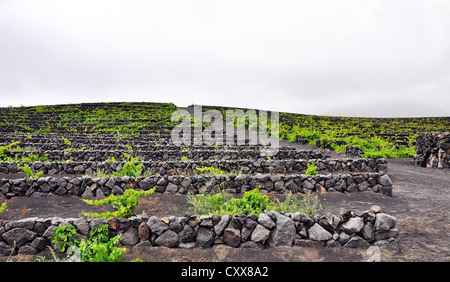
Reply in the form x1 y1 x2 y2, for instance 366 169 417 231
0 141 19 161
18 164 44 179
0 202 7 217
187 188 321 216
112 153 143 177
87 151 151 178
195 166 227 176
305 161 318 175
82 188 155 219
51 224 126 262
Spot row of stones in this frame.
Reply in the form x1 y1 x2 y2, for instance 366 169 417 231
0 207 398 256
414 131 450 168
3 148 322 162
0 171 393 199
0 141 271 152
0 157 386 177
0 132 271 143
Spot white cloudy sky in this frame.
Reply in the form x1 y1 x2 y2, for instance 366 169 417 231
0 0 449 117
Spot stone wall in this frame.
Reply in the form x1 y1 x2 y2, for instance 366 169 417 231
346 145 364 157
1 142 270 152
0 158 387 176
0 208 399 256
5 148 323 162
414 132 450 168
0 132 269 146
0 171 393 199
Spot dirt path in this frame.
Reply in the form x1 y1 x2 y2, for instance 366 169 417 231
385 159 450 261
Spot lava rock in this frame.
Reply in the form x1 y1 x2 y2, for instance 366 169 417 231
2 228 37 248
374 213 397 232
250 224 271 244
179 224 197 243
308 223 332 242
147 216 169 235
119 227 139 246
341 217 364 234
214 214 231 237
343 235 370 248
196 228 215 249
155 230 179 247
257 213 276 230
223 227 241 247
268 213 296 246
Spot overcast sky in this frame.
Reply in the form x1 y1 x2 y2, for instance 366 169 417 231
0 0 449 117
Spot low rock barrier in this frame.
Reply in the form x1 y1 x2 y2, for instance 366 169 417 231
0 208 399 256
0 132 268 145
0 142 271 152
0 171 393 199
0 158 387 177
4 148 323 162
414 131 450 168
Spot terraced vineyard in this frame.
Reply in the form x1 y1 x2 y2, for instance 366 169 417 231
203 105 450 158
0 102 447 262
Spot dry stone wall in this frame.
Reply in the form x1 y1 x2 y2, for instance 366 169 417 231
0 207 398 256
0 158 387 176
3 148 323 162
414 131 450 168
0 171 393 199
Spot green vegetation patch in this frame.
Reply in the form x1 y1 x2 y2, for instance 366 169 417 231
199 105 450 159
51 224 126 262
0 202 6 217
187 188 322 216
82 188 155 219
